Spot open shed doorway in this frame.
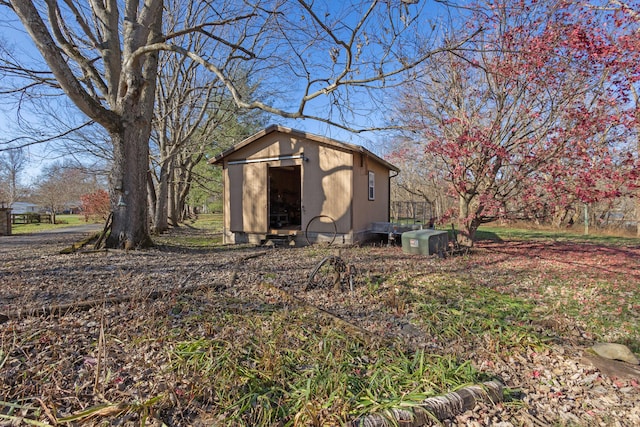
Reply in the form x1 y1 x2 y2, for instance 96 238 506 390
268 165 302 231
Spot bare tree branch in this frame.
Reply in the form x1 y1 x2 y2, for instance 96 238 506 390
9 0 121 132
0 120 95 151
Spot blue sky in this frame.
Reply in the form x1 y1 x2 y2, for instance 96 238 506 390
0 6 59 183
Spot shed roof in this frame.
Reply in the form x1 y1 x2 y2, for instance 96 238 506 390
210 124 399 172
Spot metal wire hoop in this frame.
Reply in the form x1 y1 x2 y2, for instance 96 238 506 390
304 215 337 246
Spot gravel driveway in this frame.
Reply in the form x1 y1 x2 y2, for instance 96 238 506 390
0 224 102 251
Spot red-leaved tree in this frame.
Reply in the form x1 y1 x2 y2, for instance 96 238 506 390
81 189 111 222
393 0 638 245
584 0 640 235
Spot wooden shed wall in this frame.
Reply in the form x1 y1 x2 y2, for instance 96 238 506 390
226 163 267 233
352 153 392 234
223 133 304 236
302 143 352 234
219 128 394 244
222 133 355 237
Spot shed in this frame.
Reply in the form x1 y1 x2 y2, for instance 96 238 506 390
210 125 399 245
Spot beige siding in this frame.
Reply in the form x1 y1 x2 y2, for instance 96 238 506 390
216 126 397 244
227 133 305 163
225 133 354 234
352 153 391 232
302 143 352 234
223 167 231 232
227 163 267 233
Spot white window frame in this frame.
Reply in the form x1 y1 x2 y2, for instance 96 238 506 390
368 171 375 201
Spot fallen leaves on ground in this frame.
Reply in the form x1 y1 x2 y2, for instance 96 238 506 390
1 228 639 426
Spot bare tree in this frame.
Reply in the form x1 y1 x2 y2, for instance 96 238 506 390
387 137 453 221
0 147 27 205
148 1 266 232
1 0 474 248
32 161 99 224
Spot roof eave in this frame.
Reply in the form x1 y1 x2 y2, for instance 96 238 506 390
209 124 399 172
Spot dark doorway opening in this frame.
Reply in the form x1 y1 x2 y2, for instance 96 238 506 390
268 165 302 230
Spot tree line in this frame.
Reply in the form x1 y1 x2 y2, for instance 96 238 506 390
1 0 638 247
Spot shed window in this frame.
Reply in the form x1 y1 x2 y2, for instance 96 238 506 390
368 171 375 200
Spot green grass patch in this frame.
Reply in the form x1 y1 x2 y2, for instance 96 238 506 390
10 215 100 234
167 308 488 426
477 224 640 246
403 276 546 351
152 213 224 248
187 213 223 231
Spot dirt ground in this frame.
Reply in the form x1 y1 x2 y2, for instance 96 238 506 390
1 227 639 426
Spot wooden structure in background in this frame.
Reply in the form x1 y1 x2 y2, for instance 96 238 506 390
211 125 399 245
0 206 11 236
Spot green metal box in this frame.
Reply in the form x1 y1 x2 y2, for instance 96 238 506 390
401 229 449 256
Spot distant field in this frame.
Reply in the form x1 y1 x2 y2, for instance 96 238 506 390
10 214 103 234
477 223 640 246
12 214 639 248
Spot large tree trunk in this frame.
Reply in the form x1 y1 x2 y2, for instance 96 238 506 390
102 0 162 249
169 179 181 224
176 161 195 222
457 194 479 247
178 179 192 222
106 48 161 248
168 166 180 226
107 124 153 249
147 170 157 228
